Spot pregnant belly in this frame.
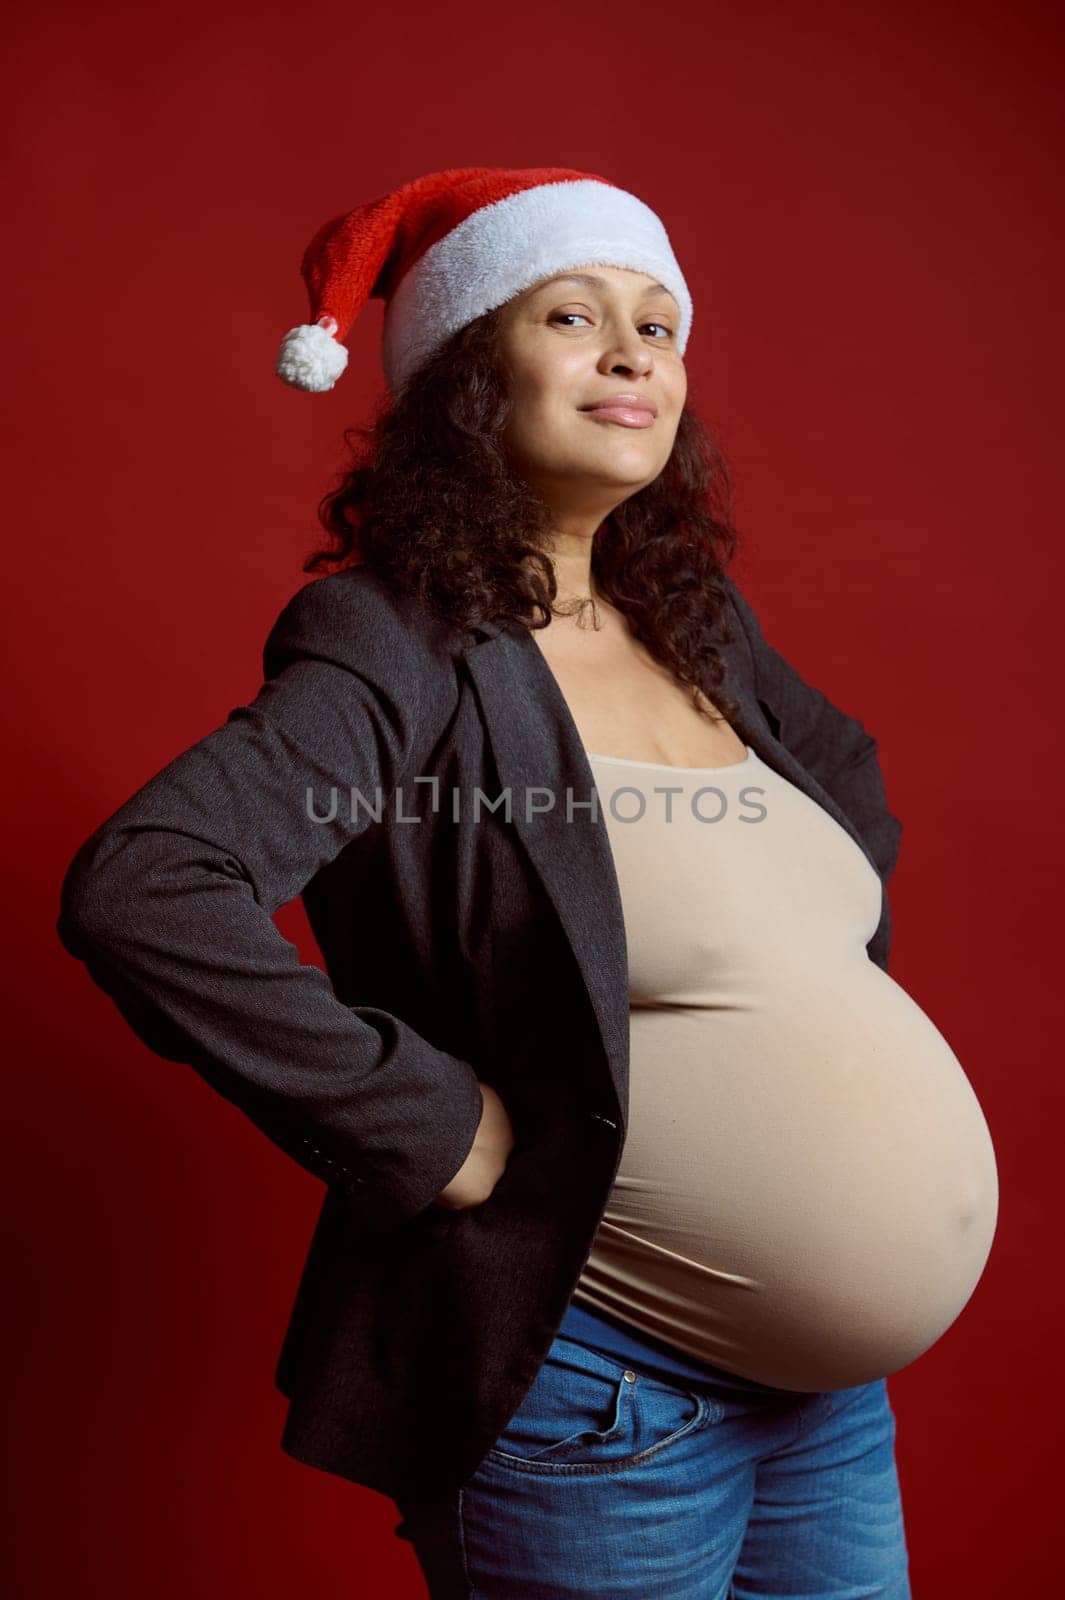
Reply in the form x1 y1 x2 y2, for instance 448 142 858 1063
581 968 1000 1392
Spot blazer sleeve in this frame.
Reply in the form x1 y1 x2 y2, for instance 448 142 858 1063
56 571 485 1228
724 576 904 887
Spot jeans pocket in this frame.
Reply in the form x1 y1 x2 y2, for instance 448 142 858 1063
485 1334 713 1474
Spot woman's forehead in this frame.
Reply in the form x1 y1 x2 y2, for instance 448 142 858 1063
514 267 680 307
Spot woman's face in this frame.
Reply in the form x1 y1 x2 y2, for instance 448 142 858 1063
495 265 687 517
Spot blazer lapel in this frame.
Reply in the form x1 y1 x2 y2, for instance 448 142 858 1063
462 625 629 1116
462 618 882 1128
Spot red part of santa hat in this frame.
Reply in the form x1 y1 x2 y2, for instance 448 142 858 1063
276 166 693 396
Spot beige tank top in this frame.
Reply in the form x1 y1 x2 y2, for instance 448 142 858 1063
571 744 999 1391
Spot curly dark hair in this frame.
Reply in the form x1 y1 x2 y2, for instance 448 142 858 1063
303 306 743 725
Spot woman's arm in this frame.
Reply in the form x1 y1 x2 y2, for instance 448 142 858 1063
724 576 904 887
56 571 485 1228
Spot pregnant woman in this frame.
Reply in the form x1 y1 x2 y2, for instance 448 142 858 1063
57 167 998 1599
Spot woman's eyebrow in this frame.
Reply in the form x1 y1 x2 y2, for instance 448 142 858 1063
533 272 676 300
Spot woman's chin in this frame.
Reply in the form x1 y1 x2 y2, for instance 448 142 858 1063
573 442 669 487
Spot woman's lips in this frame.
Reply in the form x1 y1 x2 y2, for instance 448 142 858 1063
581 404 656 428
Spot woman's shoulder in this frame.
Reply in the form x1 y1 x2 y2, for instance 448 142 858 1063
261 565 465 682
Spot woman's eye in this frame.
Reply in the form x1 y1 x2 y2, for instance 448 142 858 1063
548 312 673 339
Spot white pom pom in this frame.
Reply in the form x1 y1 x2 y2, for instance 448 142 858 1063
275 321 349 393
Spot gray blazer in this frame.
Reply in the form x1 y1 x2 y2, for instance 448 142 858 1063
56 564 903 1504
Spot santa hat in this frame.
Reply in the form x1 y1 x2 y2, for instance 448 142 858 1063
275 165 693 397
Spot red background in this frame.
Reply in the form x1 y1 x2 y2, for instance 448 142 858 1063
6 1 1062 1594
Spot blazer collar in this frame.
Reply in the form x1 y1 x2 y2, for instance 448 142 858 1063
461 620 880 1129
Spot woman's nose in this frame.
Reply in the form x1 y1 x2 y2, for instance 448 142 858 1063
600 335 654 376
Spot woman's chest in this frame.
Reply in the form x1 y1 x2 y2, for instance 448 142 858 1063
531 628 747 769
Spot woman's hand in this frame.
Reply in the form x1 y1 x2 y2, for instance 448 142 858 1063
433 1082 517 1210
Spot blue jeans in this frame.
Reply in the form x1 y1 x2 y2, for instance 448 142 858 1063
393 1331 911 1598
